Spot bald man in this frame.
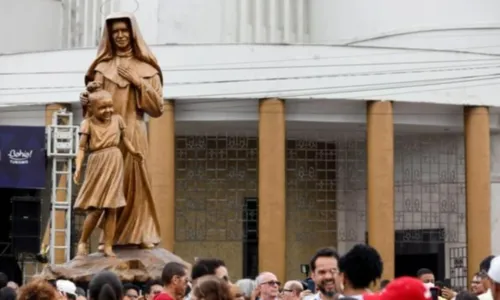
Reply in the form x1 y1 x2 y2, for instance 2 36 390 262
256 272 280 300
282 281 303 300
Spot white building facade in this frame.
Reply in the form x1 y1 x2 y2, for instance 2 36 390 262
1 0 499 285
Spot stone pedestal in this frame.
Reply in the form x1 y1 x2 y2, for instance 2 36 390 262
37 247 190 282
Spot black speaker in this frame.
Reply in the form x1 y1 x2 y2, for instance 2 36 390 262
10 196 41 254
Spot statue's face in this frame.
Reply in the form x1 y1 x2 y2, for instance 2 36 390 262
110 20 131 50
93 98 114 122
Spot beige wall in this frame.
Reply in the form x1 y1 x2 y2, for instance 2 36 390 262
285 139 337 280
174 136 339 281
174 135 258 280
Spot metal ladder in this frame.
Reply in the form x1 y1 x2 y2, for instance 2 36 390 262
46 109 79 264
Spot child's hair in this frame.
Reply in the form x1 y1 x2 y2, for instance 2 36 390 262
86 82 112 103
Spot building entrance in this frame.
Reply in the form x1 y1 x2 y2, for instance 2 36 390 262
395 228 445 280
395 253 439 278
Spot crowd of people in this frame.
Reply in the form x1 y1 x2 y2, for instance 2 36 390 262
1 244 500 300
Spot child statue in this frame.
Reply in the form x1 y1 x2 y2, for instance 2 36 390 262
73 81 143 258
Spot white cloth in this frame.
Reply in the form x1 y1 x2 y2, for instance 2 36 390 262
56 280 77 296
304 292 354 300
489 256 500 283
339 295 364 300
478 290 493 300
303 292 321 300
423 282 435 289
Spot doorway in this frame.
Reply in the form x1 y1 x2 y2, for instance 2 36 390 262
395 253 439 277
242 197 258 278
394 229 445 280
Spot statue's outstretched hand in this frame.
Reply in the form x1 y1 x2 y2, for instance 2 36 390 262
80 91 89 106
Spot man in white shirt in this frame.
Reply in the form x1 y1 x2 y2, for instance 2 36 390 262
479 255 496 300
303 248 340 300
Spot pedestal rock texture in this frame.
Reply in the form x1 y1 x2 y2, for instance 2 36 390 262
38 247 191 282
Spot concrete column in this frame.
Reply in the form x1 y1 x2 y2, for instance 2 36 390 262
258 98 286 281
366 101 395 280
148 100 175 251
43 103 72 264
464 106 491 280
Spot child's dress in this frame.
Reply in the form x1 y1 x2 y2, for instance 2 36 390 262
74 114 127 210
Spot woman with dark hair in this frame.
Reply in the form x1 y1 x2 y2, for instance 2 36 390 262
336 244 383 298
192 276 233 300
89 271 123 300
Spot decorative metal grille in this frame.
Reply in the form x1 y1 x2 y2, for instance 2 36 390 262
394 133 466 281
334 137 367 246
449 247 467 291
394 134 466 244
175 135 258 241
285 130 367 279
175 134 258 279
286 139 337 241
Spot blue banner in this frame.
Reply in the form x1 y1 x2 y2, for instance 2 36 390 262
0 126 46 189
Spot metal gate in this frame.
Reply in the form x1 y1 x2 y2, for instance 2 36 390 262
449 247 467 291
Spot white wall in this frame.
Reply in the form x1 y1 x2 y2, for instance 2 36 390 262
156 0 309 44
0 105 46 126
153 0 500 48
157 0 229 44
4 0 500 53
0 0 62 54
308 0 500 46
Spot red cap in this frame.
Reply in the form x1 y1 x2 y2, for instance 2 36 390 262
364 277 432 300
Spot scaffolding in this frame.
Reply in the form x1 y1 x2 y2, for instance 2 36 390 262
45 109 79 264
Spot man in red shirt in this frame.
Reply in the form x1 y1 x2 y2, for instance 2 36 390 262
155 262 189 300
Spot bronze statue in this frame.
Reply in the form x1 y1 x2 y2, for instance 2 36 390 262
80 12 163 249
74 82 143 257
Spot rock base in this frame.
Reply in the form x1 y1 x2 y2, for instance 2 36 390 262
37 247 191 282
